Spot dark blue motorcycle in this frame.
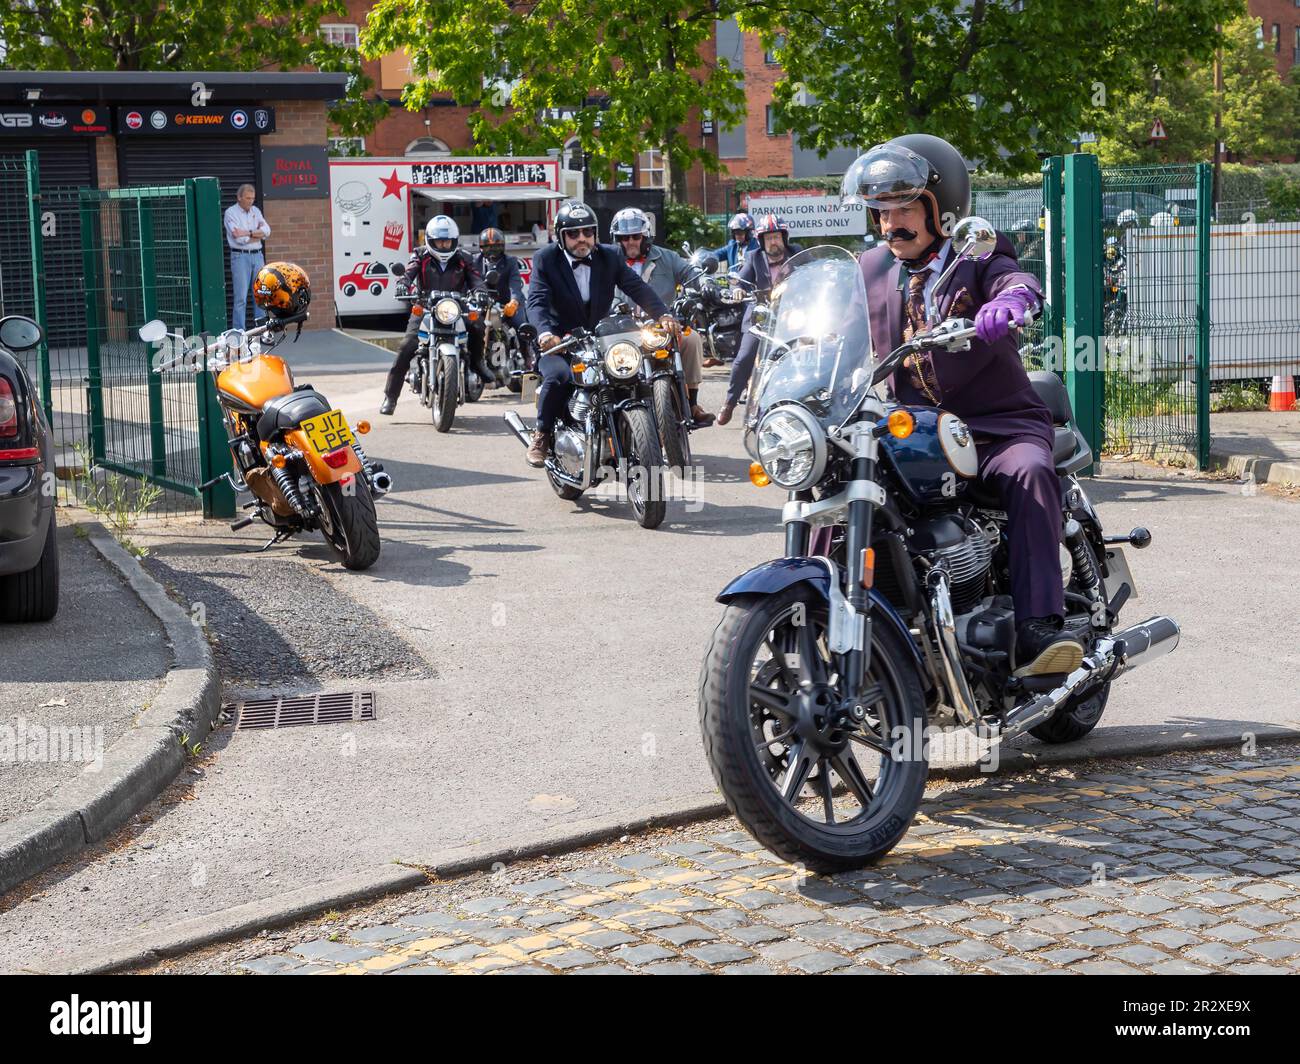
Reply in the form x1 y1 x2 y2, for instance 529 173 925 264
698 236 1180 870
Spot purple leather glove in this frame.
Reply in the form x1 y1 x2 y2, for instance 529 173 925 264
974 286 1038 344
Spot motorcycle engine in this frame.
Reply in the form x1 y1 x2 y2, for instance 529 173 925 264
553 425 586 480
913 515 993 615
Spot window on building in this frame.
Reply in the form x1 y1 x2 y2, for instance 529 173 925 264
405 137 451 157
764 35 785 64
1275 23 1282 52
638 149 665 188
320 24 359 48
328 136 366 156
1295 25 1300 58
766 105 784 136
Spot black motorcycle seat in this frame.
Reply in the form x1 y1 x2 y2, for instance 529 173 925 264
256 388 332 440
1053 425 1077 464
1028 370 1073 426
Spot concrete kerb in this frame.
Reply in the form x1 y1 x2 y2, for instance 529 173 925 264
32 725 1300 975
1210 451 1300 488
0 523 221 898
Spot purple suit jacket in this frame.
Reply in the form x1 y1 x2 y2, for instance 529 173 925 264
857 234 1052 445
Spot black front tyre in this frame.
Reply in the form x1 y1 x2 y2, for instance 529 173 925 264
619 406 666 530
699 586 929 871
652 376 690 472
0 510 59 622
432 354 457 432
547 466 584 501
314 481 381 570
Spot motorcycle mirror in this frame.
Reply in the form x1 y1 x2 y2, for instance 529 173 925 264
517 323 538 341
681 242 692 256
486 270 500 287
751 303 773 327
951 216 997 261
138 319 168 344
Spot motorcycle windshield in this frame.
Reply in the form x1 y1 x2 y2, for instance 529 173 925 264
742 245 875 452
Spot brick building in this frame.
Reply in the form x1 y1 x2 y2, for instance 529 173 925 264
1249 0 1300 75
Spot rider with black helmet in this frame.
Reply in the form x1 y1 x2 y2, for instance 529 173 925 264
710 211 759 274
380 214 491 414
474 226 528 327
523 199 675 466
845 133 1084 679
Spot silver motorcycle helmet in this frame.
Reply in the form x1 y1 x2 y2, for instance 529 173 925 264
425 215 460 265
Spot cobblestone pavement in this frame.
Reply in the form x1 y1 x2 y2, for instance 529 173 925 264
152 748 1300 975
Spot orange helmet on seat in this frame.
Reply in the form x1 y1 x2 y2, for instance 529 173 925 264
254 262 311 320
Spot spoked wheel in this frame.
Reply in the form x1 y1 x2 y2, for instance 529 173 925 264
699 586 929 871
432 354 457 432
618 407 666 530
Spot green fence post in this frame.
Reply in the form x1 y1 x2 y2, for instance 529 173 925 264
1040 156 1065 356
186 177 235 519
1063 153 1103 475
23 151 53 425
137 198 168 480
79 193 107 467
1195 161 1212 471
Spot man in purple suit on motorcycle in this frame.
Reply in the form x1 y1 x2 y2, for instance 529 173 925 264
845 133 1084 677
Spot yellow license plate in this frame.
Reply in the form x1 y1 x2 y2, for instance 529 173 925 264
300 409 355 454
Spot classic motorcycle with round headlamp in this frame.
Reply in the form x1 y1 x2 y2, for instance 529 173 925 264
397 283 496 432
699 237 1180 871
502 312 668 529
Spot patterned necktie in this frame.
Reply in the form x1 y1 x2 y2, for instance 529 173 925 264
901 268 942 403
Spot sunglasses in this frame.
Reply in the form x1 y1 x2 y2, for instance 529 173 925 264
564 227 597 239
615 233 645 242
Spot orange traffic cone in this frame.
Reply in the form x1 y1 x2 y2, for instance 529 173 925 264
1268 373 1297 412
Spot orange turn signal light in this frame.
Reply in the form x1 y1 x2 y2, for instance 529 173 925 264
861 547 876 589
411 305 425 317
571 362 586 374
270 452 288 469
653 349 670 360
355 420 371 435
749 462 770 487
467 311 479 323
887 410 915 439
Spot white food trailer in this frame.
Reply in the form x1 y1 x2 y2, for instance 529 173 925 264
329 155 582 316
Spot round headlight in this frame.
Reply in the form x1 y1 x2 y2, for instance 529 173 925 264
756 405 827 490
640 327 668 349
605 341 640 379
435 298 460 325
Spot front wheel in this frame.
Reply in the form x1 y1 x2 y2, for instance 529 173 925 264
618 406 666 530
547 467 583 501
699 586 929 871
314 480 381 570
652 376 690 472
432 354 457 432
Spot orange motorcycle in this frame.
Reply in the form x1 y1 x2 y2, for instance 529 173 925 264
139 266 390 569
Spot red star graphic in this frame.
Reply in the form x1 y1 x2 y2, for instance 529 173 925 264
379 168 407 199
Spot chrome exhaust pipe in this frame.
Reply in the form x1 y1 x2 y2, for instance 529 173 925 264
502 410 531 447
997 615 1180 742
370 471 392 497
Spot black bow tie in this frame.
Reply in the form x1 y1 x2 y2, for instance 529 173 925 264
571 258 590 270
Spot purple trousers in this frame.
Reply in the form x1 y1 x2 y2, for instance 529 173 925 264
976 433 1064 622
808 433 1063 624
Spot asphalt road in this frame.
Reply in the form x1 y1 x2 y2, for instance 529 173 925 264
1 331 1296 971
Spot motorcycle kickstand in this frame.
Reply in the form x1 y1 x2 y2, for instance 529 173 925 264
247 528 294 554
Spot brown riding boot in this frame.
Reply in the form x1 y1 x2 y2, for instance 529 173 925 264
690 403 716 426
716 401 735 426
526 429 552 467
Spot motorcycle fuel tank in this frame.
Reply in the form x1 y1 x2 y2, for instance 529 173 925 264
217 355 295 411
879 407 979 508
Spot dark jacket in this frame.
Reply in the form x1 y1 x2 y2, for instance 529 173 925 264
857 233 1052 443
403 247 480 297
475 252 526 306
526 242 667 337
711 236 760 272
736 242 805 299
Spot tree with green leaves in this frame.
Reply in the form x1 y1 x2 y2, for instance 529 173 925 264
738 0 1238 174
361 0 747 198
0 1 386 137
1094 13 1297 165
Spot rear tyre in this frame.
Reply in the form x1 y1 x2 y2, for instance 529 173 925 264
432 354 457 432
1030 682 1111 743
652 376 689 472
547 467 583 501
0 509 60 623
620 407 666 530
464 367 484 403
315 481 381 571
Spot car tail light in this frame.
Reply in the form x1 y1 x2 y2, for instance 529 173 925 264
0 377 18 439
322 447 351 469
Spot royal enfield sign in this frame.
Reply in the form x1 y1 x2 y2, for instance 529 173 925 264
0 106 108 136
260 145 330 199
410 160 551 187
746 193 868 237
115 105 275 136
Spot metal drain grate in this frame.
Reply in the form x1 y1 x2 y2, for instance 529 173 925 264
229 691 376 730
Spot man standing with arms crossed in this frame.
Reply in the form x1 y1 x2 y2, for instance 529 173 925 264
223 184 271 332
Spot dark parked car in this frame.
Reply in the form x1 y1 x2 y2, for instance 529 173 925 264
0 315 58 622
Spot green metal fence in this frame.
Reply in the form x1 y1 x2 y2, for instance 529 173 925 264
0 152 233 516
